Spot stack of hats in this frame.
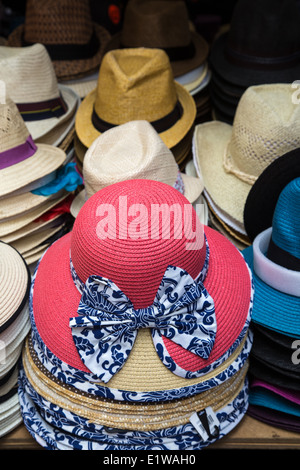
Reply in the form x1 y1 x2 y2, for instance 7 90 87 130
70 119 208 225
74 47 197 171
6 0 112 100
104 0 212 124
242 150 300 432
209 0 300 123
0 241 31 438
192 84 300 249
18 178 254 450
0 43 81 151
0 97 82 267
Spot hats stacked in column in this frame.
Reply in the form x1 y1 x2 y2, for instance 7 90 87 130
242 150 300 432
19 176 254 450
0 241 31 437
209 0 300 124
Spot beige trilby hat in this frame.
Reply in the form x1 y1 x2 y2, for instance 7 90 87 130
0 44 80 145
75 48 196 151
71 120 204 217
193 84 300 237
0 97 66 199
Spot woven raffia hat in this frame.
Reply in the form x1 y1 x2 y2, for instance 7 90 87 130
0 97 66 198
193 84 300 239
0 44 80 144
71 120 204 217
29 178 253 403
242 177 300 338
105 0 209 79
6 0 111 81
75 47 196 151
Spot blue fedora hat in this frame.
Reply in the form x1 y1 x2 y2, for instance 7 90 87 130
243 177 300 338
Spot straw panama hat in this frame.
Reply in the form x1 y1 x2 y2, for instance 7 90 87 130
192 84 300 236
29 179 253 397
242 177 300 338
71 120 204 217
6 0 111 82
104 0 209 79
75 48 196 150
0 44 80 144
0 97 66 199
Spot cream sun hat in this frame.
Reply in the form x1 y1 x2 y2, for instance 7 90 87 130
71 120 204 217
193 84 300 239
75 48 196 154
0 44 80 145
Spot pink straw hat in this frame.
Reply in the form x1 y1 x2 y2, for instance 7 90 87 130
30 179 252 389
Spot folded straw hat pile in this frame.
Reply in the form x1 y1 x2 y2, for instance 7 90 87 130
0 241 31 437
19 178 254 450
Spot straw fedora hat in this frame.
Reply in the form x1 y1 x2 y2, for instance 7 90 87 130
0 97 66 199
0 44 80 145
242 177 300 339
6 0 111 82
193 84 300 237
75 48 196 151
29 178 253 402
71 120 204 217
105 0 209 79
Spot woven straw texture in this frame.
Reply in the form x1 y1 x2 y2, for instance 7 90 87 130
23 338 248 431
0 242 30 329
75 48 196 150
7 0 111 81
193 84 300 227
105 0 209 77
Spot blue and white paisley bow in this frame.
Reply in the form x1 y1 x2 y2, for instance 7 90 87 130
69 265 216 383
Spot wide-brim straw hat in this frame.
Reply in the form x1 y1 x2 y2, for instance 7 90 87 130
29 179 253 400
75 48 196 151
209 0 300 88
247 404 300 433
0 44 81 144
105 0 209 79
0 97 66 199
0 390 22 438
249 356 300 393
249 380 300 419
242 177 300 338
71 120 204 217
6 0 111 82
192 84 300 238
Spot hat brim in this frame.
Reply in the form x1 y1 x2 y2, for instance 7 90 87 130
247 404 300 433
242 245 300 338
25 85 80 144
105 30 209 78
243 149 300 242
210 32 300 88
75 82 196 151
0 144 66 198
60 70 99 99
31 223 252 391
249 356 300 392
7 23 111 81
193 121 251 233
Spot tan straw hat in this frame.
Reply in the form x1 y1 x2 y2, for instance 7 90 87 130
105 0 209 79
0 44 80 145
0 97 66 199
193 84 300 237
6 0 111 82
75 47 196 151
71 120 204 217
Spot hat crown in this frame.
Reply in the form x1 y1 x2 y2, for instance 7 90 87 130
271 177 300 260
225 85 300 181
70 179 205 309
83 120 179 198
0 44 60 104
95 48 178 125
121 0 191 49
227 0 300 59
0 98 29 153
23 0 93 45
